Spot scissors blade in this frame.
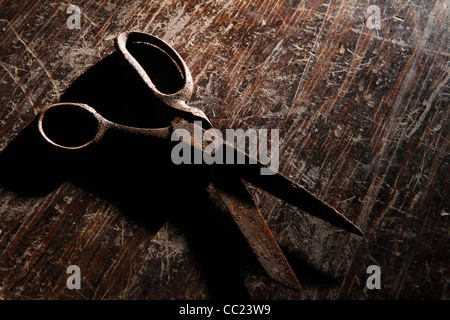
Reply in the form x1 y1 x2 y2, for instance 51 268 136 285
236 164 364 236
171 119 363 236
206 171 301 291
212 139 363 236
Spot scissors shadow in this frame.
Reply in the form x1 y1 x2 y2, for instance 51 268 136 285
0 113 257 298
0 48 339 298
0 50 256 299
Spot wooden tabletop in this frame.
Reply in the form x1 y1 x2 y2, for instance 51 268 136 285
0 0 448 300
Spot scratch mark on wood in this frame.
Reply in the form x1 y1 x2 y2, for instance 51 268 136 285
0 19 60 94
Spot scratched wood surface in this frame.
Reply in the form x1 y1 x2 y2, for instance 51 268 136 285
0 0 448 300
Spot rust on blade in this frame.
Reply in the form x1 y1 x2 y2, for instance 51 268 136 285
207 173 301 291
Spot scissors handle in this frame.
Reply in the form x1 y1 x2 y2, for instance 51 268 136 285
117 32 211 126
38 32 213 149
38 103 170 150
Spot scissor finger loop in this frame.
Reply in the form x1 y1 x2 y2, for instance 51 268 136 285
38 102 111 150
117 32 211 126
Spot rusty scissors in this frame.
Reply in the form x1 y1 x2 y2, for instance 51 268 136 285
37 32 363 290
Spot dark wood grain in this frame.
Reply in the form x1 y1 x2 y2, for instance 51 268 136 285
0 0 448 300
